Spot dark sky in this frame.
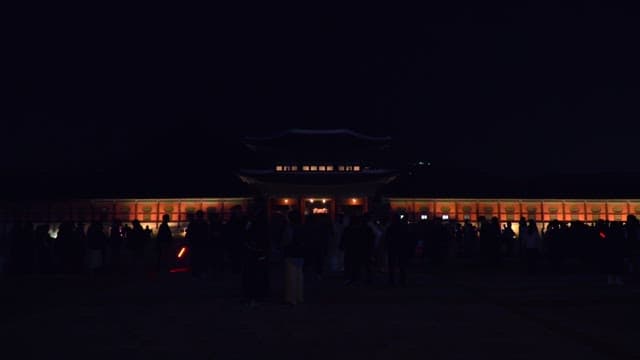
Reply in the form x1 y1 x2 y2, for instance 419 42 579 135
7 2 640 176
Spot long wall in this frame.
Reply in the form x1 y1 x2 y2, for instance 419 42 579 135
0 198 252 237
2 197 639 235
388 198 640 224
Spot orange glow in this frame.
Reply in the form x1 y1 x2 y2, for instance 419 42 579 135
313 208 329 214
177 246 187 259
351 198 357 203
169 267 189 273
309 199 314 203
322 199 326 204
284 199 289 204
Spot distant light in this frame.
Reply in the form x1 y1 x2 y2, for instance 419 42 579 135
351 198 357 203
421 214 428 220
322 199 326 204
284 199 289 204
48 228 59 239
169 267 189 273
309 198 314 203
442 214 449 220
400 214 405 219
418 161 425 165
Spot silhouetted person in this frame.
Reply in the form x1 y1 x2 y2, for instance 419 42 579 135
207 211 223 277
87 221 107 275
521 220 541 274
626 215 640 279
517 216 528 258
282 211 305 306
156 214 173 273
55 221 74 273
546 220 563 273
224 206 246 274
604 221 625 286
304 214 331 280
72 222 86 274
340 215 375 285
386 212 412 286
501 221 516 258
243 203 270 307
109 219 123 273
185 210 209 278
128 220 146 274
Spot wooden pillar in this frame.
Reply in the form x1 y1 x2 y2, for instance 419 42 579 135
454 201 458 222
519 201 523 221
156 202 161 229
584 201 588 223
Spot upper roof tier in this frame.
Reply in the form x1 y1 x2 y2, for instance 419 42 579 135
243 129 391 159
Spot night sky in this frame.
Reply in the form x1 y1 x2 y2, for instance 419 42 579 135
7 3 640 178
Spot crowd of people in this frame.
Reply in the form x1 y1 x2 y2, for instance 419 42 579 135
2 204 640 307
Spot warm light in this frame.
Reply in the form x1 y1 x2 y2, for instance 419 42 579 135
322 199 326 204
309 199 314 203
310 166 318 171
275 165 283 172
313 208 329 214
177 246 187 258
303 166 310 171
284 199 289 204
326 165 334 171
421 214 428 220
319 166 326 171
353 165 361 171
351 198 357 203
442 214 449 220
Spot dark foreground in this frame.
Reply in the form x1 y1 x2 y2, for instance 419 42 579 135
2 260 640 360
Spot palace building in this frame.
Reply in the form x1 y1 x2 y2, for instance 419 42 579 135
2 129 640 237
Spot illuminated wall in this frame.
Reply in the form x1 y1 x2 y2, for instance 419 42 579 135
388 198 640 233
0 198 251 237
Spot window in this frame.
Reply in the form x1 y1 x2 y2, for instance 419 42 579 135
291 165 298 171
310 165 318 171
318 165 326 171
346 165 353 171
283 165 290 171
353 165 360 171
338 166 345 171
275 165 283 171
302 165 310 171
326 165 334 171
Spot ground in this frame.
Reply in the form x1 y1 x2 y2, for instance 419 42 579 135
2 259 640 360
